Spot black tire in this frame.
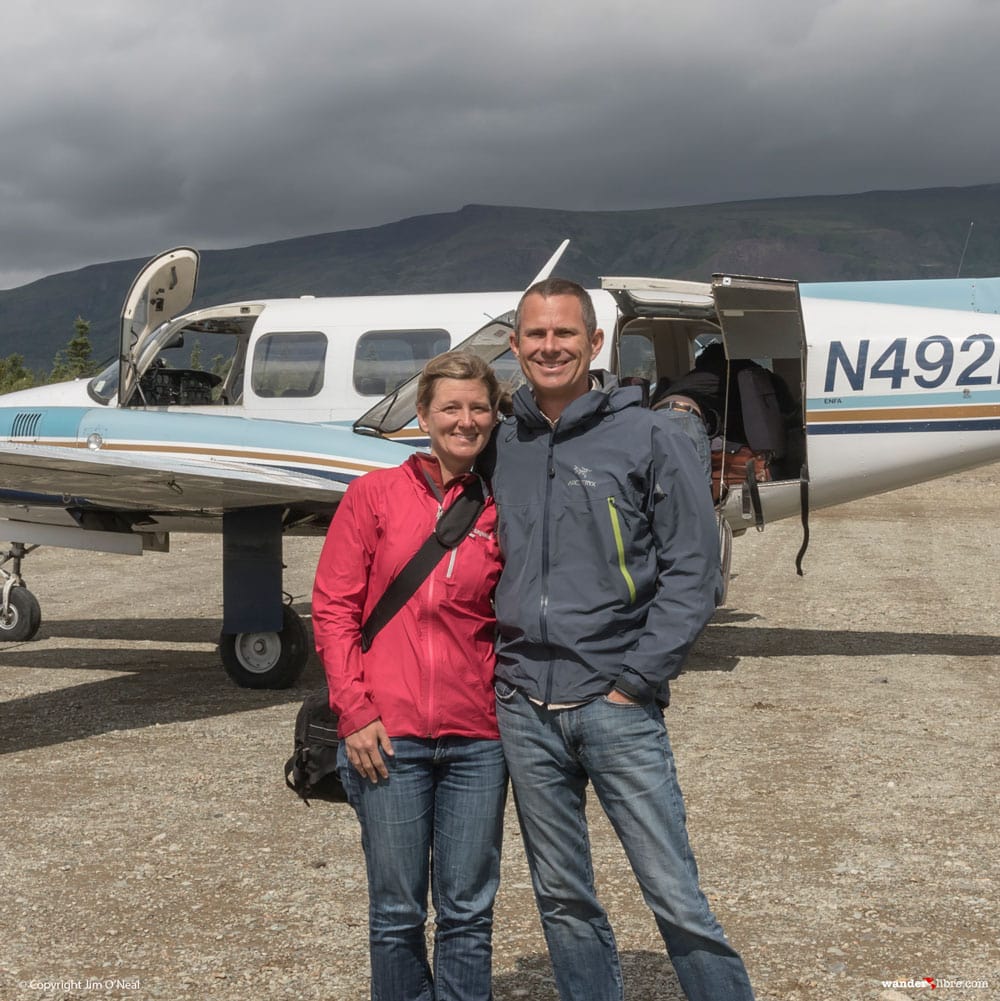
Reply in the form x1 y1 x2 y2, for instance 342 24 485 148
218 605 309 689
0 587 42 642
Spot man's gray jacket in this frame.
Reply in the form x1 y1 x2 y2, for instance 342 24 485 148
493 379 721 707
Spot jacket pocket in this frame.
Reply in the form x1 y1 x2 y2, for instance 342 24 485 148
606 497 637 604
494 679 519 702
441 527 501 603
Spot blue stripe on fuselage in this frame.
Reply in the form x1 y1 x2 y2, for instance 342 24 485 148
0 406 416 466
809 418 1000 435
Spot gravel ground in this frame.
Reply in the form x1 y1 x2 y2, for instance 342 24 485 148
1 464 998 1001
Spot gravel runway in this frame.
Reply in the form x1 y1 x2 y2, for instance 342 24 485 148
1 464 997 1000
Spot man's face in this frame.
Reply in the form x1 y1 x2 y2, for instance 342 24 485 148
510 293 604 417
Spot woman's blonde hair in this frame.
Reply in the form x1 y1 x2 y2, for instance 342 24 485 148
416 351 505 413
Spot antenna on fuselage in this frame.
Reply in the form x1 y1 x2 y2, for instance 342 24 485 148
957 221 974 278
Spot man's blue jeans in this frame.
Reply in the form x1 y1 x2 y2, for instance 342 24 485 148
339 736 508 1001
495 682 754 1001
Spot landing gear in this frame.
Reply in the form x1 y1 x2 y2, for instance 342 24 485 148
0 584 41 641
219 604 309 689
0 542 42 642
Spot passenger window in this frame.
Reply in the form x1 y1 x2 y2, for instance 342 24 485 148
617 329 657 381
251 332 327 398
354 329 450 396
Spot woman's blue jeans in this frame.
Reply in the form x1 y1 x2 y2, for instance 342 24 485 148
495 682 754 1001
339 736 508 1001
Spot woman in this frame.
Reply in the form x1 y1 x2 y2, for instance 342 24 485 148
312 350 506 1001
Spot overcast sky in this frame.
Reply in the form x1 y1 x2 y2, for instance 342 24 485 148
2 0 998 289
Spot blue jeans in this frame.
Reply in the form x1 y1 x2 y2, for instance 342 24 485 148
659 409 712 487
495 683 754 1001
339 736 508 1001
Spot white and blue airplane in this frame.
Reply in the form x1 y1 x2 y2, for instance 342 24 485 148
0 246 998 688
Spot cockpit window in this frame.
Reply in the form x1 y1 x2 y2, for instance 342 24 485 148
353 329 450 396
251 331 327 398
87 360 120 404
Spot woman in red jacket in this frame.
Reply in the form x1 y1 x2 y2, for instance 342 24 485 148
312 351 506 1001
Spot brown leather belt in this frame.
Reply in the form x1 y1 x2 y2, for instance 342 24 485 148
658 398 702 418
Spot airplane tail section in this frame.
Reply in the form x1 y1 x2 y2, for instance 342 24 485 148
528 239 570 286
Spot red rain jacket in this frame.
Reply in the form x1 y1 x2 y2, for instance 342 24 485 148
312 454 501 740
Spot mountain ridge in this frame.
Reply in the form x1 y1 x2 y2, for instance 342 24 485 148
2 183 998 371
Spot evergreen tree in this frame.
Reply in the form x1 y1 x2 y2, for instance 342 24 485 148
0 354 35 394
50 316 98 382
210 353 232 379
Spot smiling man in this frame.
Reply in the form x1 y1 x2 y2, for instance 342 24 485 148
506 287 604 418
491 278 755 1001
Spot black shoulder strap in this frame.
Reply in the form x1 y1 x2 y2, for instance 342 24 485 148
743 457 766 532
359 477 486 652
794 462 810 576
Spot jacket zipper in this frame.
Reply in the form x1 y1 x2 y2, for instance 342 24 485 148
607 497 637 604
426 477 476 730
542 429 556 703
425 500 443 735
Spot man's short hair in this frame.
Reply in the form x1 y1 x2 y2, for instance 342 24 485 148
514 278 597 339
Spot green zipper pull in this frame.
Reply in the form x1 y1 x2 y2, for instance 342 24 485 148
607 497 637 604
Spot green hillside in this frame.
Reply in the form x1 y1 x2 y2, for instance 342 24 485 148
2 183 998 372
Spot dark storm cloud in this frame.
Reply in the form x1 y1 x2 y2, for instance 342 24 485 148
2 0 999 288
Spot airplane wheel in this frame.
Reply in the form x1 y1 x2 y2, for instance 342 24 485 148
0 587 42 642
219 605 309 689
717 517 733 607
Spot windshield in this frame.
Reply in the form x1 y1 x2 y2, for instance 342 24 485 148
87 358 120 404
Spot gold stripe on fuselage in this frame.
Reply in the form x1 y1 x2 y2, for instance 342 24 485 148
807 403 999 424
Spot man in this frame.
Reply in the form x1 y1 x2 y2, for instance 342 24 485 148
491 278 755 1001
650 387 713 485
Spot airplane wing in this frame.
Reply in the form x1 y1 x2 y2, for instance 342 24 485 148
0 441 352 513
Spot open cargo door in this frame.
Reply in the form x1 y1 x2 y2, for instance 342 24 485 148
602 274 809 531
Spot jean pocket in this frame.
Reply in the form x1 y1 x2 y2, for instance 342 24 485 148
494 679 518 703
600 694 645 709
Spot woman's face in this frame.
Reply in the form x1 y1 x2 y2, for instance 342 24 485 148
416 377 495 475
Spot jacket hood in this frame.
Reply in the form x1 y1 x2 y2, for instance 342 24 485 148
511 371 644 432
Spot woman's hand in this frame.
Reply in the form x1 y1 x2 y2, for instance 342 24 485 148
344 719 395 783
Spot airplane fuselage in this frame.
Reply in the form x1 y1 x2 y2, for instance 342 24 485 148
1 246 998 688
